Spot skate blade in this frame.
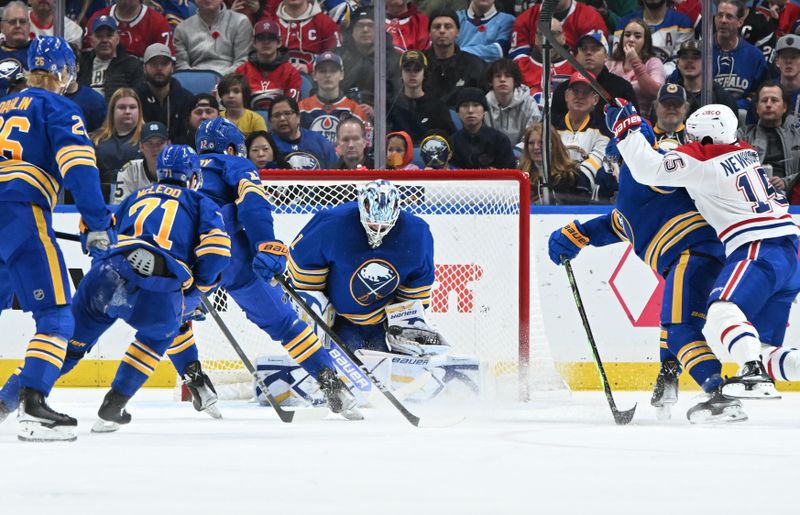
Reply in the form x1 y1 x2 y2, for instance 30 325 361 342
655 405 672 421
202 403 223 419
722 382 782 400
341 409 364 421
91 419 121 433
689 406 749 424
18 421 78 442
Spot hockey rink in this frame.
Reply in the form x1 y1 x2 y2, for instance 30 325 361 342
1 389 798 514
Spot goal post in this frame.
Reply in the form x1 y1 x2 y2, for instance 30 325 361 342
188 169 561 401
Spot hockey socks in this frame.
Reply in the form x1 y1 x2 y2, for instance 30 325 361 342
281 322 329 380
113 340 164 397
761 345 800 381
19 333 68 396
166 323 199 376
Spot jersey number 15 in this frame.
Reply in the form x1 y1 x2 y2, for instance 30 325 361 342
736 167 789 214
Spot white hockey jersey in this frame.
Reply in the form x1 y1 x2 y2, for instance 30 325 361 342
617 130 800 255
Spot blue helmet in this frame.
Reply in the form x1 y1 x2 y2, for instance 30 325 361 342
358 179 400 248
157 144 201 188
27 36 76 88
195 118 246 157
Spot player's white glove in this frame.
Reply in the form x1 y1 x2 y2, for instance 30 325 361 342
384 300 449 357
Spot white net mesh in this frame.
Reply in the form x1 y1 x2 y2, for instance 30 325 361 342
190 173 564 400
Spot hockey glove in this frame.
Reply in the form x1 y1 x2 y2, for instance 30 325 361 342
79 217 116 258
384 300 449 357
604 99 641 140
548 221 590 265
252 240 288 281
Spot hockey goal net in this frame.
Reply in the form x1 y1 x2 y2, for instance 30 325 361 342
189 170 564 401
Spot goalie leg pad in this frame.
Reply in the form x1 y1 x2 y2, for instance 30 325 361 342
254 355 325 407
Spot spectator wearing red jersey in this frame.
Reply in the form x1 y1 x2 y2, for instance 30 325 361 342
516 17 574 95
84 0 174 59
175 0 253 76
299 50 368 146
236 19 303 110
258 0 342 76
761 0 800 37
386 0 431 53
509 0 607 60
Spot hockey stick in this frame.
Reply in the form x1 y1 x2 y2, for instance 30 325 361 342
275 275 464 428
537 0 621 108
562 257 636 425
199 295 330 423
55 230 81 242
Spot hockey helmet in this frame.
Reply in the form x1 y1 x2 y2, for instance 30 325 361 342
27 36 76 91
420 135 452 169
196 117 246 157
685 104 739 145
358 179 400 248
157 144 202 189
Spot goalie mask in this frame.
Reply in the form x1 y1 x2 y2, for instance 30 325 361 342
685 104 738 145
358 179 400 248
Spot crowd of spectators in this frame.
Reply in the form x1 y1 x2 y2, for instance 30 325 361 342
3 0 800 205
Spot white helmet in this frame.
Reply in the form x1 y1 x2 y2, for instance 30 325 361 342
358 179 400 248
685 104 739 145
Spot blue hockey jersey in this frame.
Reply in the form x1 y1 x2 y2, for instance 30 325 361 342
197 152 277 248
0 87 110 230
713 39 769 110
272 128 338 170
112 182 231 292
580 162 723 273
288 203 435 325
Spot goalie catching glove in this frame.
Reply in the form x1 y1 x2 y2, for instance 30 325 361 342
252 240 288 281
384 300 449 357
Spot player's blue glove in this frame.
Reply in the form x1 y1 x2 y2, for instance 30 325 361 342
79 217 117 258
604 99 642 140
252 241 288 281
548 221 590 265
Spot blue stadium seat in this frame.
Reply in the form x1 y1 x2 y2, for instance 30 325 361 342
255 110 271 131
173 70 222 96
449 109 463 131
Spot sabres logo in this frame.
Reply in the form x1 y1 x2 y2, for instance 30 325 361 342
350 259 399 306
285 152 322 170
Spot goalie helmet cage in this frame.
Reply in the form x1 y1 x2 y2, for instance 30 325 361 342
188 169 565 402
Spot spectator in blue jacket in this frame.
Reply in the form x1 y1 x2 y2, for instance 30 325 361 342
456 0 515 62
269 95 338 169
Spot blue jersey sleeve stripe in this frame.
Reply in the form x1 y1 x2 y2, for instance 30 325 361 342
396 283 432 294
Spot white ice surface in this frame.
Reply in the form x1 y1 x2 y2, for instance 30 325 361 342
1 388 798 514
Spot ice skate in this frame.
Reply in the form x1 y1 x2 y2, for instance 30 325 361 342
92 389 132 433
182 360 221 419
650 359 680 421
17 387 77 442
687 388 748 424
0 399 11 424
318 368 363 421
721 360 781 399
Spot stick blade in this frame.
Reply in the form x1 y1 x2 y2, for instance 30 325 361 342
414 415 466 429
613 404 637 425
275 406 331 423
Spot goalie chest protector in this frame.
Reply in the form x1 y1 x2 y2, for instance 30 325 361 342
288 202 435 325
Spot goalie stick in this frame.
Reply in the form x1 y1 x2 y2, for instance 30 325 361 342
199 295 330 423
275 275 464 428
537 0 621 108
562 258 636 425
